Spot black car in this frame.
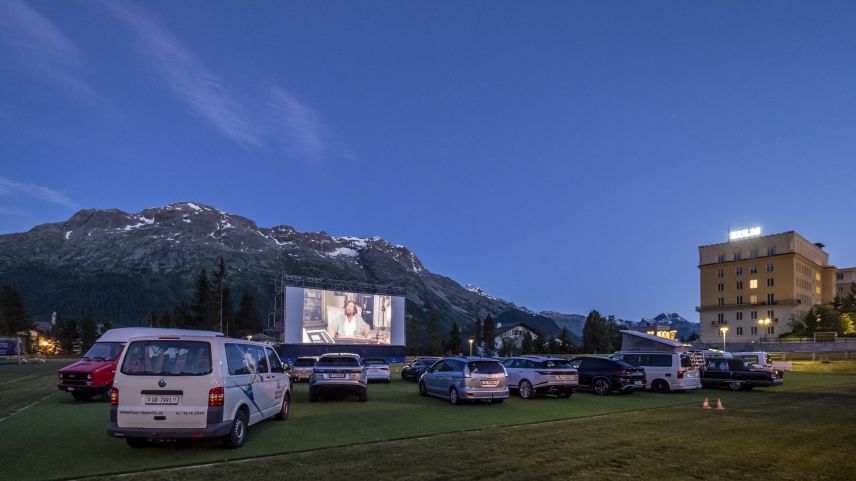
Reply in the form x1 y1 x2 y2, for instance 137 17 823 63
701 357 783 391
401 357 440 382
568 356 646 395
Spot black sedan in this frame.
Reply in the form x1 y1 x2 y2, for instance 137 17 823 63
701 357 783 391
568 356 646 395
401 357 440 382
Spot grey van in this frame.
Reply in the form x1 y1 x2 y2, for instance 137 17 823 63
418 356 509 405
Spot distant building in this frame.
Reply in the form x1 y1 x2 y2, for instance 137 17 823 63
698 230 840 344
836 267 856 299
632 323 678 341
492 322 539 350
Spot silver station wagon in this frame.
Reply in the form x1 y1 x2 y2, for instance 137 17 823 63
418 356 509 405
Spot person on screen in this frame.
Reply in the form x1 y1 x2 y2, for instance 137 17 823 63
327 300 370 339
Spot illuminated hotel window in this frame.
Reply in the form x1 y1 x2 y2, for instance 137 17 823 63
750 279 758 289
750 295 758 304
815 272 821 281
816 286 821 295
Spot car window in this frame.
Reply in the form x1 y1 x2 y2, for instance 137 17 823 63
225 343 252 375
247 345 269 374
429 361 446 372
121 340 211 376
706 359 728 371
544 359 572 368
267 347 285 373
649 354 672 367
622 354 641 366
680 354 693 368
467 361 504 375
569 359 583 369
318 356 360 367
294 358 316 367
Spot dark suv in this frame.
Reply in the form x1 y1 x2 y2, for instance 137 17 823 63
568 356 646 395
401 357 440 382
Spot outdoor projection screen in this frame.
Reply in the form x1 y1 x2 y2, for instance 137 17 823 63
284 287 405 345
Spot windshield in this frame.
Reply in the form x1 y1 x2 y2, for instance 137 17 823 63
83 342 124 361
467 361 504 375
364 359 386 365
294 358 317 367
121 340 212 376
317 356 360 367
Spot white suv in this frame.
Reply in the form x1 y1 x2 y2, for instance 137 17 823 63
107 334 291 449
502 356 578 399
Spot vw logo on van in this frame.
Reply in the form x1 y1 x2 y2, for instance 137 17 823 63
158 379 167 388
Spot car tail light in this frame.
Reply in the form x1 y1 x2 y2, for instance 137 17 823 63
208 387 225 406
110 387 119 406
677 370 685 379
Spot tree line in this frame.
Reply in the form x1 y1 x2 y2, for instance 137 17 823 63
788 282 856 337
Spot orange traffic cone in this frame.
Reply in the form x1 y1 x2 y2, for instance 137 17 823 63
702 398 710 410
715 399 725 411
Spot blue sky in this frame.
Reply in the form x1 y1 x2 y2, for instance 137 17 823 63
2 0 855 322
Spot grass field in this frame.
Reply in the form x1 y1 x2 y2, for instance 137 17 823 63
1 361 854 480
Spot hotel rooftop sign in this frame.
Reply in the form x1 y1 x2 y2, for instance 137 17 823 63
729 226 762 241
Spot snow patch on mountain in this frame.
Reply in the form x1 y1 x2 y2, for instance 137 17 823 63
330 247 358 257
64 230 72 240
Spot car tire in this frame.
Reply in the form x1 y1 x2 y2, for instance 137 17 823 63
222 410 248 449
419 382 428 396
652 379 670 393
519 380 534 399
449 387 461 405
560 389 573 399
125 437 148 449
358 388 368 402
593 378 612 396
728 382 743 392
71 392 93 401
275 393 290 421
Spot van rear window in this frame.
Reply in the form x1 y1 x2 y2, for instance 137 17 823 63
467 361 504 375
121 341 212 376
293 358 317 367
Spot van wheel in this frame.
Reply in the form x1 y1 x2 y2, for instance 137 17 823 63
449 387 461 405
125 437 148 449
652 380 670 393
275 393 290 421
593 378 612 396
728 382 743 392
71 392 93 401
222 410 248 449
519 380 534 399
418 382 427 396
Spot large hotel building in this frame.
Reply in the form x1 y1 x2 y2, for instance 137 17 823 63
698 230 851 344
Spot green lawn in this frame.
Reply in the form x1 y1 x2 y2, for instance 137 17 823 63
1 362 855 480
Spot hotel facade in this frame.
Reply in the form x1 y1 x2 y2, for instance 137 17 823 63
698 230 840 344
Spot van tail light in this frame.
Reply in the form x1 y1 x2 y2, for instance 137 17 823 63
110 387 119 406
677 370 686 379
208 387 225 407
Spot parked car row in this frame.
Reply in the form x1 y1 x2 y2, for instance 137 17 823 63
57 328 785 451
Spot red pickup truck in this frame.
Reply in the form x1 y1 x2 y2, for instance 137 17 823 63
58 327 223 400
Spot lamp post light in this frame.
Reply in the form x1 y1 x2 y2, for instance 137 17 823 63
758 318 771 340
719 327 729 351
468 338 474 357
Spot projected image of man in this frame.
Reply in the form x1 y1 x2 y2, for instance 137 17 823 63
327 300 370 339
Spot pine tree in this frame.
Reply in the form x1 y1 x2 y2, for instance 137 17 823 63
191 269 211 329
446 320 462 355
235 294 262 337
406 314 423 355
212 257 227 332
57 318 80 355
473 317 482 351
222 285 235 336
521 331 534 354
583 310 606 353
79 316 98 352
148 310 159 328
0 285 32 335
557 326 572 354
482 314 495 356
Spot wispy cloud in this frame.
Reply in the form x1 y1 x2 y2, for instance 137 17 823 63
0 0 99 100
101 1 336 160
0 176 79 210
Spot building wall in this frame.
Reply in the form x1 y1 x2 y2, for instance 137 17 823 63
836 268 856 298
699 231 834 344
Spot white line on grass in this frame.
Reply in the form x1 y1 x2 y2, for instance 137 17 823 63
0 391 56 423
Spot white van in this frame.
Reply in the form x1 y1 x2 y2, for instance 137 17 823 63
609 351 701 393
107 334 291 448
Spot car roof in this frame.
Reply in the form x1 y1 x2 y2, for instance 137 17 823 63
97 327 223 342
320 352 361 358
125 335 269 348
514 355 567 361
443 356 500 362
296 356 320 360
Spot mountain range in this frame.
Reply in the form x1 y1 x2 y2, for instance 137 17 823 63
0 202 697 342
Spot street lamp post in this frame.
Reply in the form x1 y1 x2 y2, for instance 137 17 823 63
719 327 729 351
758 317 772 341
468 338 474 357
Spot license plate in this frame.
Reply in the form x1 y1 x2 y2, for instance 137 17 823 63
144 395 180 405
557 375 574 380
480 380 498 387
328 373 346 378
634 381 644 385
67 387 75 391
